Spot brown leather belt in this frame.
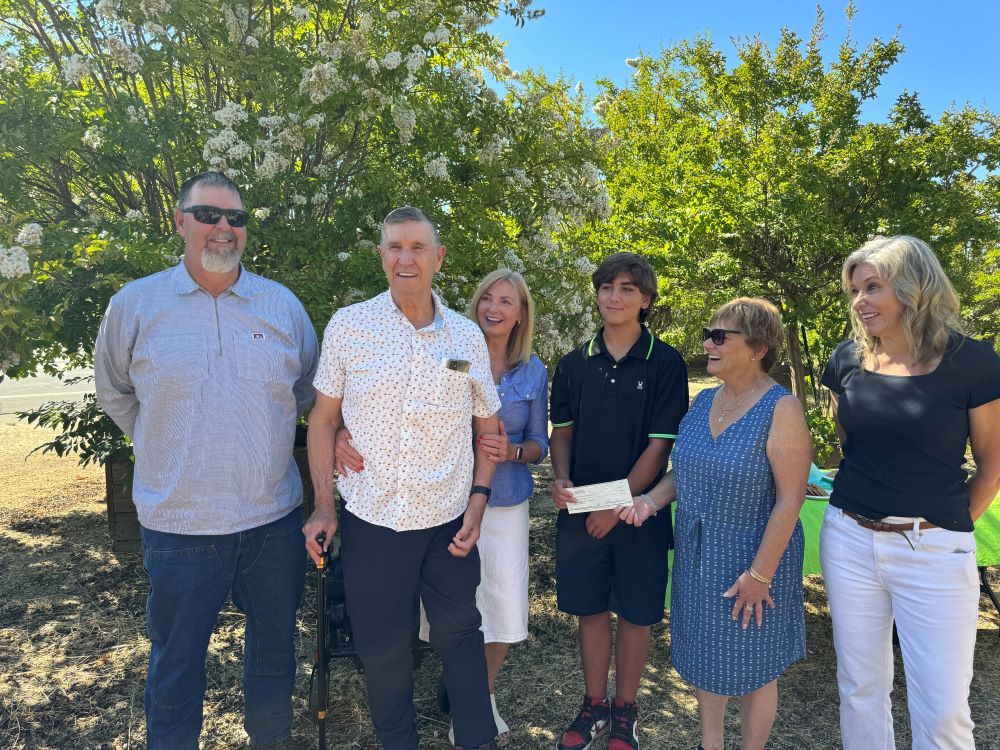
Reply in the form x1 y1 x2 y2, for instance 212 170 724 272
843 509 937 532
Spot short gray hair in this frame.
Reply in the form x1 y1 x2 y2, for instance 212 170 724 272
380 206 440 247
176 171 243 209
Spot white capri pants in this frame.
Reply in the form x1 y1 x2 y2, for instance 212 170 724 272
421 501 530 644
820 504 979 750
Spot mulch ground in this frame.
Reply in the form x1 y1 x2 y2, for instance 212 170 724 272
2 416 1000 749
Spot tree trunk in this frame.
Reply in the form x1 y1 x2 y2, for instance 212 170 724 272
785 323 808 408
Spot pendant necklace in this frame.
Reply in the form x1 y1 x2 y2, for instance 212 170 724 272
717 378 769 423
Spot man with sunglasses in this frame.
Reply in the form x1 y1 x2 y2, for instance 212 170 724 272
95 171 318 750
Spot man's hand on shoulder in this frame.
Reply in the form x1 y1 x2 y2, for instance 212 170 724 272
303 508 338 565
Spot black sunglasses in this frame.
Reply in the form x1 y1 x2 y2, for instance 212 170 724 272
703 327 742 346
182 205 250 227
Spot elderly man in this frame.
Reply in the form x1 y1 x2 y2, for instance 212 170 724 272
304 206 500 750
95 171 318 750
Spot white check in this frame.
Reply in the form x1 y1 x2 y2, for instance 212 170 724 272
566 479 633 514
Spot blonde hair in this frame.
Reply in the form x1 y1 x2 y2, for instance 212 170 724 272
468 269 536 368
710 297 785 372
842 235 962 369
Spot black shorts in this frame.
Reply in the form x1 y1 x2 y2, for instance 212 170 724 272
555 521 670 626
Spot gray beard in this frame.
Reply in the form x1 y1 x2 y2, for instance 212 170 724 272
201 248 241 274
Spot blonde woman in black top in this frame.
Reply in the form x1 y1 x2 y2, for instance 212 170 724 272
820 235 1000 749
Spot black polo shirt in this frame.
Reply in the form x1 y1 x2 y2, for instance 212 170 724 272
550 326 689 550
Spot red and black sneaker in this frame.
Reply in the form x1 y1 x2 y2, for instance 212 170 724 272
557 695 610 750
607 696 640 750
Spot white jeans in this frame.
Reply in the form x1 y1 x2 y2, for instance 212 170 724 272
820 505 979 750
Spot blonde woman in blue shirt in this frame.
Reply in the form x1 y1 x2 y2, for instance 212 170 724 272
335 269 548 747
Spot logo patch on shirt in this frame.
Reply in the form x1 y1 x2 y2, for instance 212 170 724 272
637 381 644 390
252 332 265 340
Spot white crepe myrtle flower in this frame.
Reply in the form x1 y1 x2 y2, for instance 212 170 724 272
0 50 16 73
575 82 584 96
392 103 416 145
312 188 329 205
337 252 350 261
292 194 307 206
95 0 118 19
574 256 596 275
386 10 400 21
405 46 424 75
304 113 325 128
256 151 290 179
258 115 283 130
227 141 251 160
245 35 259 49
82 126 105 150
145 22 166 37
253 207 270 220
593 99 609 117
124 209 143 221
108 37 143 72
625 57 640 68
0 352 21 370
300 62 342 103
139 0 170 18
202 128 242 161
15 223 43 247
291 5 310 23
61 54 92 85
214 102 248 127
0 245 30 279
423 156 449 180
381 51 402 70
278 126 304 151
318 40 344 61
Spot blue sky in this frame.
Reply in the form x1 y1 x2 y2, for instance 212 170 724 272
491 0 999 121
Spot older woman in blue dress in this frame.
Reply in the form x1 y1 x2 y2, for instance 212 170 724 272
334 269 548 746
619 298 811 750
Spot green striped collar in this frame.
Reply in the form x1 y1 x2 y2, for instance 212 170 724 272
586 326 655 361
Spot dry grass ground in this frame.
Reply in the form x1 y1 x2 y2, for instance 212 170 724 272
2 403 1000 749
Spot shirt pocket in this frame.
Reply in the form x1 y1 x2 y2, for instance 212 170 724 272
430 367 472 411
500 382 533 433
143 334 208 395
235 337 288 383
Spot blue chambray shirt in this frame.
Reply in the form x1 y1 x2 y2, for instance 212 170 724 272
490 355 549 507
94 262 319 535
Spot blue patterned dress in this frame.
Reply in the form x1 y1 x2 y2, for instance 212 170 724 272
670 384 806 696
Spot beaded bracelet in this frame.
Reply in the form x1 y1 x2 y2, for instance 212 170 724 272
637 494 658 516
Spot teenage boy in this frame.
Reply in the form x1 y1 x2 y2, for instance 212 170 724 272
550 252 688 750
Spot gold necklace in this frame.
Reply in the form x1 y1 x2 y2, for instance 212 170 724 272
717 378 770 423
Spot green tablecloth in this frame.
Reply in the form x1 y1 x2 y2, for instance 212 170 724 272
800 495 1000 573
665 495 1000 606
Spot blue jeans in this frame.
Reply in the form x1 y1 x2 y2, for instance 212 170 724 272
141 508 306 750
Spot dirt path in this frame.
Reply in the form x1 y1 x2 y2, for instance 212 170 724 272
2 419 999 749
